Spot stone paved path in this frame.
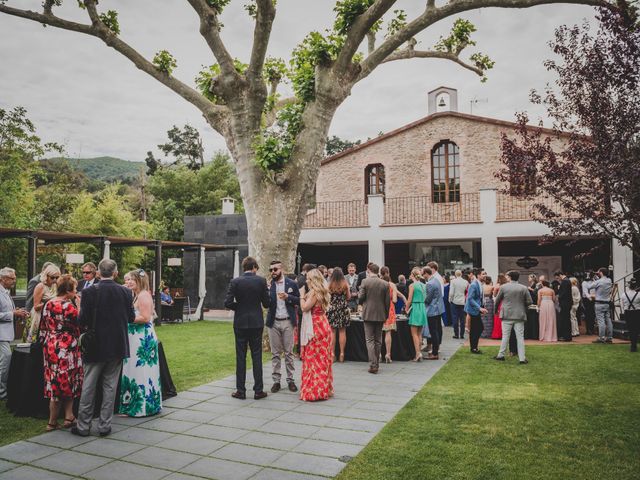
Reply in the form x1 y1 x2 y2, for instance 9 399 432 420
0 331 461 480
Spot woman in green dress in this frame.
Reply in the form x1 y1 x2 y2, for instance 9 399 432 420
406 267 428 362
119 269 162 417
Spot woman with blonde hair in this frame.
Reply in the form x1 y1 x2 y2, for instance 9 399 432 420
570 277 581 337
25 264 60 343
491 273 508 340
406 267 428 362
300 269 333 401
118 269 162 417
380 266 405 363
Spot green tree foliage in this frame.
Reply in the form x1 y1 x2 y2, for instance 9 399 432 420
325 135 361 157
147 151 242 241
146 124 205 174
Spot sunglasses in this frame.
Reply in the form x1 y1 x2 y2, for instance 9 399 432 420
269 268 280 272
49 276 60 280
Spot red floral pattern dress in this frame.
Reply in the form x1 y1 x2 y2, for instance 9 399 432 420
39 299 83 399
300 305 334 402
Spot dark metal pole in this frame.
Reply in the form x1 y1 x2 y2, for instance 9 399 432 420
27 234 37 281
199 247 205 321
155 241 162 327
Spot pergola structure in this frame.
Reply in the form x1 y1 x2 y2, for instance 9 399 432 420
0 227 229 322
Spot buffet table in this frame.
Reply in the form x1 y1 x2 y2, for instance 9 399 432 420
335 315 416 362
7 341 177 418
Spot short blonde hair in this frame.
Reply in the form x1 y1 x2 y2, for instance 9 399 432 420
40 264 61 283
410 267 423 282
127 269 150 293
570 277 578 287
306 269 330 311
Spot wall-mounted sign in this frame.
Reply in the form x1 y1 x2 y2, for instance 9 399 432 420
516 256 539 270
66 253 85 264
167 258 182 267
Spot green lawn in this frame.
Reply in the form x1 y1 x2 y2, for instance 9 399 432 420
0 321 261 447
337 345 640 480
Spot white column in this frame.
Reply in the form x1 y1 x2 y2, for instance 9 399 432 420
367 194 385 266
479 188 499 279
612 239 634 287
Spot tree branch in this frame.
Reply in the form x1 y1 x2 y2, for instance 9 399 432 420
247 0 276 83
263 97 297 127
0 2 229 131
381 46 483 76
357 0 607 82
185 0 239 79
333 0 398 74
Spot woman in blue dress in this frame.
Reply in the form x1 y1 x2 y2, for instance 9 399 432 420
406 267 428 362
119 269 162 417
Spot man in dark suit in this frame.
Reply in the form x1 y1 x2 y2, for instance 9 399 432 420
356 261 373 291
265 260 300 393
224 256 270 400
358 263 390 374
72 259 134 437
77 262 99 291
555 271 573 342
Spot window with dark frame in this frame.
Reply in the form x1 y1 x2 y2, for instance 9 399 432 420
431 141 460 203
364 164 385 202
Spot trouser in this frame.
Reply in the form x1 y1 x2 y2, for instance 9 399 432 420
76 359 122 434
451 304 465 338
595 303 613 340
0 341 11 399
427 315 442 355
570 305 580 336
558 304 573 340
469 315 483 351
509 329 518 355
234 327 264 393
625 310 639 352
584 298 596 334
363 321 383 369
268 320 295 384
498 321 526 362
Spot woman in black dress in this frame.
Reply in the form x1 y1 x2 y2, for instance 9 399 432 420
327 267 351 363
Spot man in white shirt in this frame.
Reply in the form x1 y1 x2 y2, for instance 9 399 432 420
449 270 469 339
345 263 359 311
0 268 29 400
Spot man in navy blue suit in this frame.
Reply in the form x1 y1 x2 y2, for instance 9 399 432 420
224 256 270 400
464 268 488 354
265 260 300 393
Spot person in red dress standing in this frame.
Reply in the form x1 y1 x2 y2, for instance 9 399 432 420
300 269 334 402
491 274 508 340
39 274 83 431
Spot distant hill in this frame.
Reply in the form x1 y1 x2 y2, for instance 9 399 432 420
44 156 144 182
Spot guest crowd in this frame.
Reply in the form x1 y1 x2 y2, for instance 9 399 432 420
0 259 162 436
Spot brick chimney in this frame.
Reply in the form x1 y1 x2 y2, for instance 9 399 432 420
221 197 235 215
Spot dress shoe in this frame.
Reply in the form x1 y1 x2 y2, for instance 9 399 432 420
254 391 268 400
605 338 613 344
231 390 246 400
368 367 378 374
270 383 281 393
98 428 111 437
470 349 482 354
70 426 89 437
426 354 439 360
287 382 298 392
519 359 529 365
592 339 605 344
493 356 505 361
453 335 459 339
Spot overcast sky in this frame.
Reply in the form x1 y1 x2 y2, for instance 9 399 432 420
0 1 597 162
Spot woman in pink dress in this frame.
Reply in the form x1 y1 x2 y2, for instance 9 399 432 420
538 280 558 341
491 273 508 339
300 269 334 402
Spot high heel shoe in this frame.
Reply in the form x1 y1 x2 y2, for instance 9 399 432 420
385 355 392 364
339 353 345 363
412 355 422 362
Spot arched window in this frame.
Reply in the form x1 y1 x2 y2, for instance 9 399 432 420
365 164 385 202
431 141 460 203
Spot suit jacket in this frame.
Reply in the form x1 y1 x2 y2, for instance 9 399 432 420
0 284 15 342
358 276 390 322
424 277 444 317
494 281 532 321
265 277 300 328
557 278 572 307
356 271 367 290
78 279 134 363
78 278 99 291
24 274 41 312
464 279 483 316
224 272 270 329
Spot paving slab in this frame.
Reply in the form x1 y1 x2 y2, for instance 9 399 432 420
5 327 461 480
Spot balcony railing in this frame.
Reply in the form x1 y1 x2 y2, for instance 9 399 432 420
383 193 481 225
496 193 575 222
303 200 369 229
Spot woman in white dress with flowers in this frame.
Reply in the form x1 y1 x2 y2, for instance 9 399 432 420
118 270 162 417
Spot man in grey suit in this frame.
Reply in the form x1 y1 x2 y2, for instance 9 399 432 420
494 270 532 364
358 263 390 374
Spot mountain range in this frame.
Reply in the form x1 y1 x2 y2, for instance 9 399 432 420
44 156 144 182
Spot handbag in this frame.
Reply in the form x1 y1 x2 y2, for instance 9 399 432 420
79 286 99 356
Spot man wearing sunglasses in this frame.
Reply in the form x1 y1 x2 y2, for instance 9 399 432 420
78 262 99 291
265 260 300 393
1 267 29 400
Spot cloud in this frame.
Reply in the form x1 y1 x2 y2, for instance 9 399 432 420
0 1 597 160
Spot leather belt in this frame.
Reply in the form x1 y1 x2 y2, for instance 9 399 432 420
275 317 290 320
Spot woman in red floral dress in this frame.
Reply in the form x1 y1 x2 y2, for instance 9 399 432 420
300 269 334 402
39 275 83 431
